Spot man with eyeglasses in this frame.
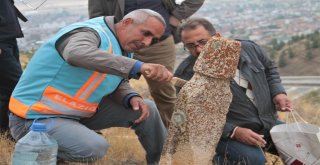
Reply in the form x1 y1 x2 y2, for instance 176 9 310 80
174 19 213 93
174 18 292 165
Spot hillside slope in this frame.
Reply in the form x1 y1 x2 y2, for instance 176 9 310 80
275 42 320 76
268 31 320 76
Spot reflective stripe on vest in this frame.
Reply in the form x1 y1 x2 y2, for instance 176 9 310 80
10 36 114 118
9 17 123 119
75 72 106 100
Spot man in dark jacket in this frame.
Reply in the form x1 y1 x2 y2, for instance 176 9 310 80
174 18 293 165
88 0 205 128
0 0 27 133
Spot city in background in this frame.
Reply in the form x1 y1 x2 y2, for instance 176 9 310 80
15 0 320 51
15 0 320 77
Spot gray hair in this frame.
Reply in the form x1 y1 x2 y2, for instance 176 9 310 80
123 9 166 27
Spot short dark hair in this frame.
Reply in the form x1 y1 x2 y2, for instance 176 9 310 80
178 18 216 37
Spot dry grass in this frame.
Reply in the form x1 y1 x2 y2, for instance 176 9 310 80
0 128 146 165
0 132 15 165
291 90 320 125
78 128 146 165
129 77 152 99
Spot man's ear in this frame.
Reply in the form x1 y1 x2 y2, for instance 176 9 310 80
121 18 134 26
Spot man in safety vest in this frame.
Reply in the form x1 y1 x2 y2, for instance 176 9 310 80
9 9 171 164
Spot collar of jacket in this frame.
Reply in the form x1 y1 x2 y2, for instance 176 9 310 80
104 16 130 57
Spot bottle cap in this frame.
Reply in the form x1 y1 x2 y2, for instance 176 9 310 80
31 122 47 131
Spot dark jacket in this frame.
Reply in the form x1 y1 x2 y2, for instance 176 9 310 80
174 54 197 93
174 39 286 139
0 0 27 40
88 0 205 43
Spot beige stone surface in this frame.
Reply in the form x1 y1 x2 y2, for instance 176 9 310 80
160 37 241 165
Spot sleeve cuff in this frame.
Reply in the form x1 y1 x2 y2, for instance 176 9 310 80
270 84 286 98
129 61 144 79
230 126 239 139
123 93 141 108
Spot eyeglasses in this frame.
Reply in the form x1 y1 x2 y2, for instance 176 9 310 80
184 39 208 51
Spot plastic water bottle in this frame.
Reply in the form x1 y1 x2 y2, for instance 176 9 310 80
11 122 58 165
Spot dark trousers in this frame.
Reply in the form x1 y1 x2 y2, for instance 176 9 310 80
0 38 22 131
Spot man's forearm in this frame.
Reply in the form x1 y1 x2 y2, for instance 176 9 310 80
57 28 138 79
